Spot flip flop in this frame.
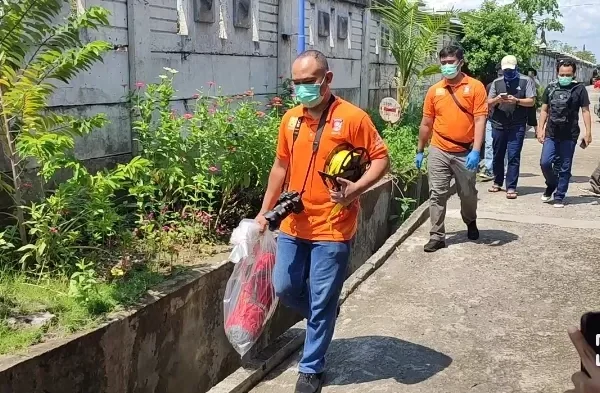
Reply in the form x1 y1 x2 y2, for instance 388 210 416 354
506 190 518 199
488 185 502 192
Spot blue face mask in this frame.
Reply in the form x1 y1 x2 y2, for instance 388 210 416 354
441 64 459 79
558 76 573 86
294 79 325 108
503 69 519 80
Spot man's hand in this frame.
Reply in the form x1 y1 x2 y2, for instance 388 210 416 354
584 132 593 147
255 214 268 233
565 327 600 393
505 95 519 104
330 178 362 206
415 152 424 169
465 150 480 171
537 127 546 144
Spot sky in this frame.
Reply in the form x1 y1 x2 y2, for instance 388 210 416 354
423 0 600 61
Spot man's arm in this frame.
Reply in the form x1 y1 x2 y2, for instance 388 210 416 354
473 115 486 152
514 78 536 107
487 80 501 106
418 116 434 152
582 106 592 144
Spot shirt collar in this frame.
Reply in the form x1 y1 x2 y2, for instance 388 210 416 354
300 95 340 122
442 73 469 88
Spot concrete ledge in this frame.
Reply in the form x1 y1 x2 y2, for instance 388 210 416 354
206 179 457 393
0 179 400 393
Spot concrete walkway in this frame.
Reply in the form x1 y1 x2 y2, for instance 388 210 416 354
251 88 600 393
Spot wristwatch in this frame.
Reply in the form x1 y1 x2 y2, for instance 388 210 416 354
516 98 521 106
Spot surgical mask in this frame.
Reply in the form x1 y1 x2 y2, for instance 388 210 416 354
558 76 573 86
294 78 326 108
503 69 518 80
441 64 460 79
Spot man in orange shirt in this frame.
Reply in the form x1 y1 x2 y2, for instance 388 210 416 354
256 50 389 393
416 44 488 253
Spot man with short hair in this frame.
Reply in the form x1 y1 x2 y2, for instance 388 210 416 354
487 55 537 199
256 49 389 393
416 44 488 253
538 59 592 208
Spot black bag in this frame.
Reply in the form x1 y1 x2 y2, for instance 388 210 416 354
548 82 577 127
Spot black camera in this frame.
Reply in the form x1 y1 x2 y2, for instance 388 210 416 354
263 191 304 231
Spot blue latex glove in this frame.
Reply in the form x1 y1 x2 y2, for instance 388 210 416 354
465 150 480 171
415 152 424 169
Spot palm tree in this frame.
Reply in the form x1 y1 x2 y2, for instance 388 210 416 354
371 0 461 117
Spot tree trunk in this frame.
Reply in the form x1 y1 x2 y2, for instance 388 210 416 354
0 89 28 254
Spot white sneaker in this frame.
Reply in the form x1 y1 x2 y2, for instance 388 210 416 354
541 195 552 203
554 202 565 208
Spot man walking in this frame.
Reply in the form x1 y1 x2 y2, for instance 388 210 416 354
538 59 592 207
479 67 503 181
256 50 389 392
416 44 487 253
487 55 537 199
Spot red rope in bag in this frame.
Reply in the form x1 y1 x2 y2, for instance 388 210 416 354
224 243 276 353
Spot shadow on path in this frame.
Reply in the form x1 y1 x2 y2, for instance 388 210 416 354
323 336 452 387
446 229 519 247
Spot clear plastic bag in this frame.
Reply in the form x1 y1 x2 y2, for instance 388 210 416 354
224 219 278 356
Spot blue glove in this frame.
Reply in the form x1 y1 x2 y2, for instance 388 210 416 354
415 152 424 169
465 150 480 171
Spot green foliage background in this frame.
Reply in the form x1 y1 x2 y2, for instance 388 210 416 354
460 0 537 83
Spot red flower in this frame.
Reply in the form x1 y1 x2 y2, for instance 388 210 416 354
136 82 145 88
184 113 193 120
50 227 58 234
256 111 265 117
209 166 218 173
271 97 282 103
21 182 32 189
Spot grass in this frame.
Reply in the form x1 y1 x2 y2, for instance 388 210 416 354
0 267 165 355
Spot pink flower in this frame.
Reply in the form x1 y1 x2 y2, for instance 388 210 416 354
146 212 154 220
192 93 200 99
21 182 32 189
209 166 218 173
161 206 168 214
256 111 265 117
162 225 170 232
208 108 215 114
208 81 215 87
226 98 234 104
50 227 58 234
136 82 145 88
184 113 193 120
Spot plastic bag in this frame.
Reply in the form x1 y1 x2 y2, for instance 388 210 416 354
223 219 278 356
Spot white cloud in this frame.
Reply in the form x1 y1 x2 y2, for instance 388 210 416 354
423 0 600 59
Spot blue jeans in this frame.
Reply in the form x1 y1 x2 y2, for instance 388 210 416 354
483 121 494 172
492 125 526 190
273 233 352 374
540 137 577 201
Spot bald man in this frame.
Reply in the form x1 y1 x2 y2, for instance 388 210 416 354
256 50 389 393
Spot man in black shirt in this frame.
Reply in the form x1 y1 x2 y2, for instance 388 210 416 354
538 59 593 208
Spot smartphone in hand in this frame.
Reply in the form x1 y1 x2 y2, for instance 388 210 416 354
499 93 508 99
580 312 600 377
580 139 588 149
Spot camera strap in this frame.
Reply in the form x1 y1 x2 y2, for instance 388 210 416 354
282 94 336 193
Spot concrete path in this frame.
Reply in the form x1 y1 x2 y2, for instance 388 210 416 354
251 88 600 393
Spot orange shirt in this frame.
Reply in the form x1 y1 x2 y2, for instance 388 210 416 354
423 74 488 153
275 96 388 241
